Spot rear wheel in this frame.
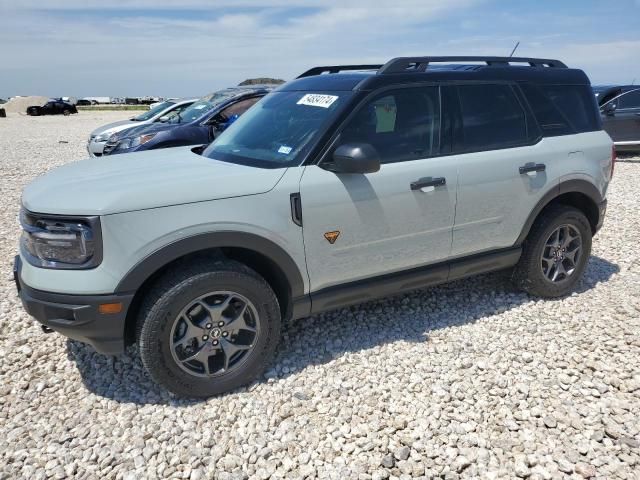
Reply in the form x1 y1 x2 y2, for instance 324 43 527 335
137 259 281 397
513 205 592 297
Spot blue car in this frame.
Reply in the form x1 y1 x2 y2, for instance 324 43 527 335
102 86 272 156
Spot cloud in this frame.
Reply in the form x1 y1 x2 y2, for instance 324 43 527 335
0 0 639 97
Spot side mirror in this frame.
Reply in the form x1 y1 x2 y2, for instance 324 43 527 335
330 143 381 174
602 102 616 116
158 115 170 122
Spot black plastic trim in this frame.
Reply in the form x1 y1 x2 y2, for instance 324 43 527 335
115 231 306 301
297 65 383 78
515 179 603 245
308 247 521 315
379 57 568 74
14 256 132 355
290 193 303 227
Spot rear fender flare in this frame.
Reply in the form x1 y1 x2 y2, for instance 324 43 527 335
515 179 602 245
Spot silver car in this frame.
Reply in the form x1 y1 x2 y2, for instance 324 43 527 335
87 98 197 157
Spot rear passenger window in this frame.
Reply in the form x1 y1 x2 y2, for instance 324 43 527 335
339 87 440 164
456 84 528 152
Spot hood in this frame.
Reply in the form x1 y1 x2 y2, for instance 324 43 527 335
22 147 287 216
90 119 137 136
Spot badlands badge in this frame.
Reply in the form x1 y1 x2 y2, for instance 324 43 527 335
324 231 340 244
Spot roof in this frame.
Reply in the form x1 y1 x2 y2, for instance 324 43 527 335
280 56 591 92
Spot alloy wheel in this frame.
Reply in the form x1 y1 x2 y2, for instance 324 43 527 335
541 224 583 283
169 291 260 377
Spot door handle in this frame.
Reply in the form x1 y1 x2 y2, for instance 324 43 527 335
519 163 546 174
410 177 446 190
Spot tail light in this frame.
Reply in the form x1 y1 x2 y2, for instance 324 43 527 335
611 144 616 178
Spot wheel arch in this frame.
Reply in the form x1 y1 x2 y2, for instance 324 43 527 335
117 232 307 345
516 179 603 246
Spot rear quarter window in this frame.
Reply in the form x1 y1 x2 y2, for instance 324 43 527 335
523 84 601 136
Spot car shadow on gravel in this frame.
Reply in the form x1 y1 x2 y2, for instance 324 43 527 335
66 255 619 405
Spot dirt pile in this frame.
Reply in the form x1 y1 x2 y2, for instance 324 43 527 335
2 96 49 114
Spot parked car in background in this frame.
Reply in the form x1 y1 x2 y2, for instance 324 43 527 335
594 85 640 151
26 100 77 116
87 98 197 157
103 86 271 156
150 98 177 109
76 99 92 106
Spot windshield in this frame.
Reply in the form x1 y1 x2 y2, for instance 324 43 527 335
202 91 353 168
165 90 247 124
133 101 175 121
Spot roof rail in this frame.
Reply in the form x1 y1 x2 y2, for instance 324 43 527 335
297 64 383 78
378 56 568 74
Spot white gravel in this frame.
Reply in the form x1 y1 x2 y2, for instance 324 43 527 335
1 113 639 479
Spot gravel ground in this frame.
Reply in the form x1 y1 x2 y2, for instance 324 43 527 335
1 113 639 480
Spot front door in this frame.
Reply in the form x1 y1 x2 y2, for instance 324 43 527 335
300 86 458 293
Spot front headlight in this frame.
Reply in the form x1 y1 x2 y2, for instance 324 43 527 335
116 133 156 152
20 209 102 269
116 137 132 150
93 132 111 143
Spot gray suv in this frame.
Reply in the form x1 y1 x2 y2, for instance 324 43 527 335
15 56 614 397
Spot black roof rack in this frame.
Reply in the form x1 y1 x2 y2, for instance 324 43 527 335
378 56 567 74
297 64 383 78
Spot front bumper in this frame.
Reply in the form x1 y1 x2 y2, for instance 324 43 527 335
14 256 133 355
87 139 106 157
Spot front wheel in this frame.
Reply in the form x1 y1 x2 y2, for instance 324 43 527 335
513 205 592 298
137 259 281 397
63 109 71 116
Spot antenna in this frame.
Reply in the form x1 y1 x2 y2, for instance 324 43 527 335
509 41 520 57
632 78 637 85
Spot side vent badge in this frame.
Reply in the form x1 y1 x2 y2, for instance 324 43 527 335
324 231 340 244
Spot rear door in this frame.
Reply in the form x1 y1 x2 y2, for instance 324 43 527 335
300 85 458 292
446 83 552 257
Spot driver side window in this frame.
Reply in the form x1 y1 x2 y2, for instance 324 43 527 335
337 86 441 164
618 89 640 110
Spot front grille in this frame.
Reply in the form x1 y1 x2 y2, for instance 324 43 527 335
102 142 117 155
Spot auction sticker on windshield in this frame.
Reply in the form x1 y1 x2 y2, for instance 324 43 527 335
297 94 339 108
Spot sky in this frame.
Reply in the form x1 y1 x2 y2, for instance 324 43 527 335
1 0 639 99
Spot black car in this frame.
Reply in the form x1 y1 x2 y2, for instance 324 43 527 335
103 86 271 156
594 85 640 151
26 100 78 116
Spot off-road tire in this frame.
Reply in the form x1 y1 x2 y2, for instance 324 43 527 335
63 109 71 116
513 204 592 298
136 259 281 398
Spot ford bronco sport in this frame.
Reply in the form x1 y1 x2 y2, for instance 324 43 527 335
15 56 614 397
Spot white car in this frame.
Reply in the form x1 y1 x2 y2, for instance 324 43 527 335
87 98 197 157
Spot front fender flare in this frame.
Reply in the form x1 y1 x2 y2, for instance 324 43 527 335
115 231 306 302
